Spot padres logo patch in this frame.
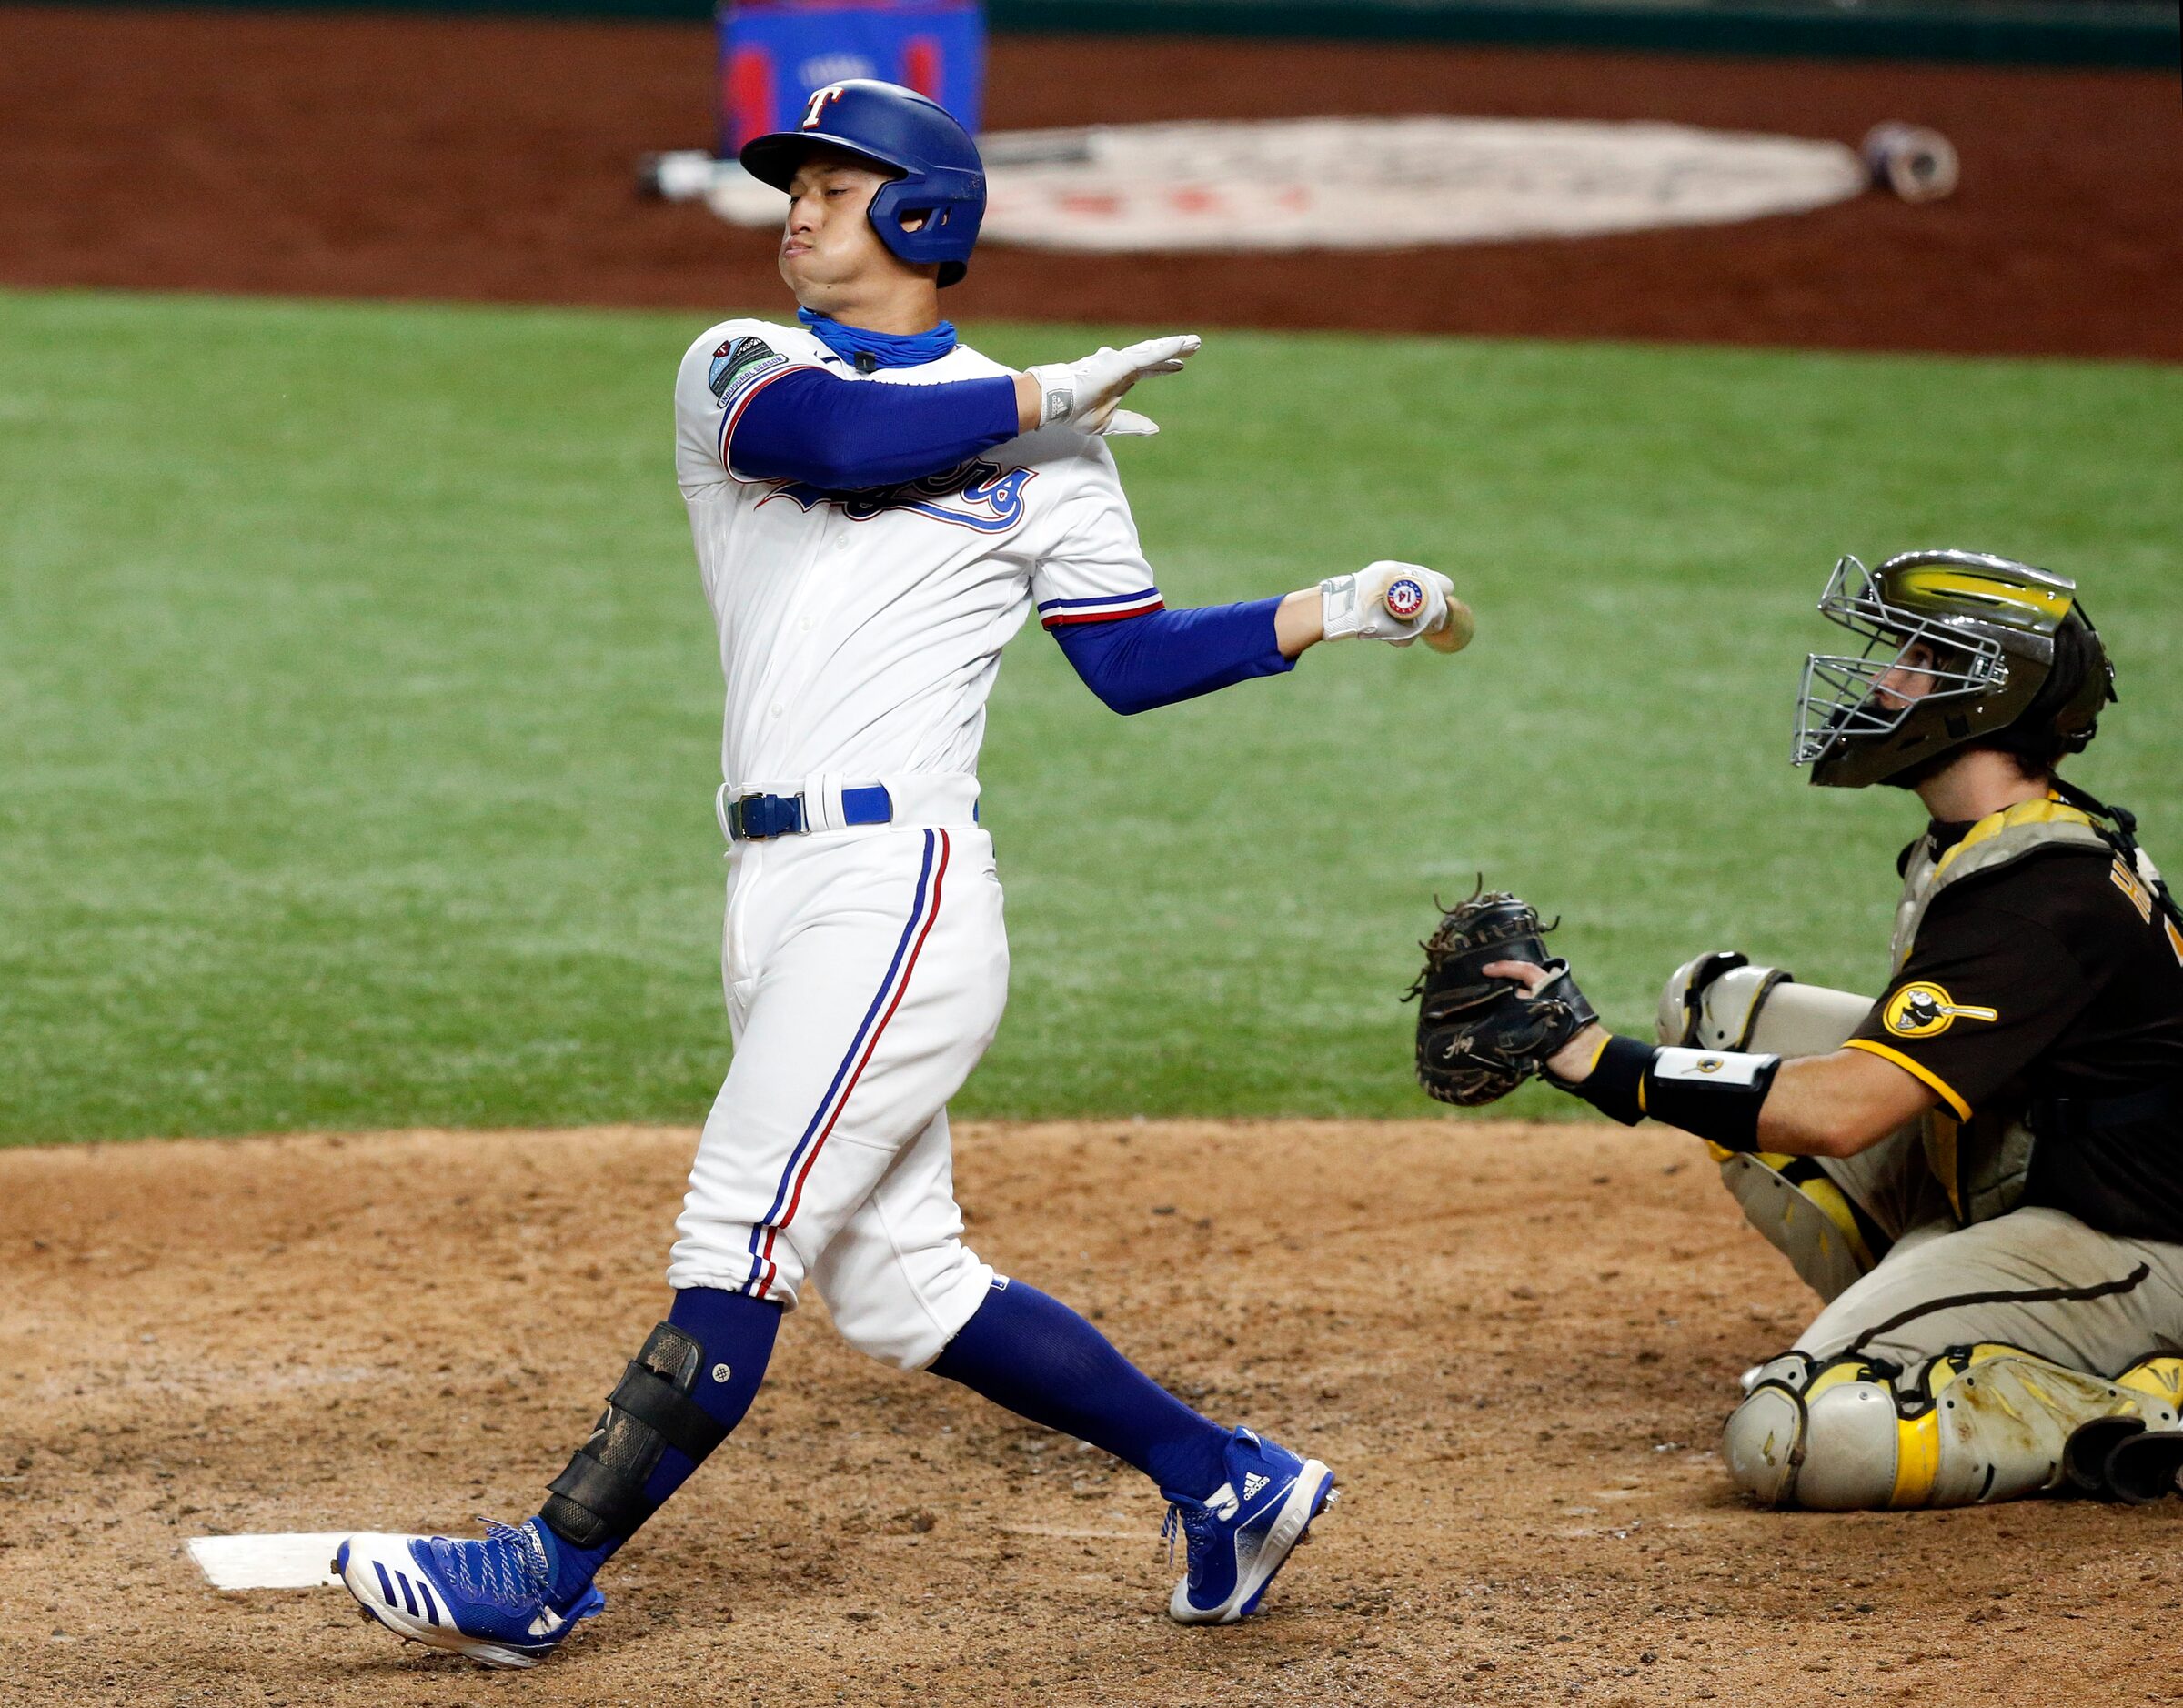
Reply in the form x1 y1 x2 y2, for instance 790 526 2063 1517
1883 981 1998 1040
1384 577 1426 620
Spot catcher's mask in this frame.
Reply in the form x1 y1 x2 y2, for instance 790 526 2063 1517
1792 549 2114 789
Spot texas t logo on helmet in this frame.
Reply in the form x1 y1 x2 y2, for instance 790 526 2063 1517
800 84 850 131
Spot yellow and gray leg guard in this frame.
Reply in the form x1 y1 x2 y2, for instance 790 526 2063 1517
1715 1151 1886 1303
1723 1344 2183 1511
1657 953 1891 1301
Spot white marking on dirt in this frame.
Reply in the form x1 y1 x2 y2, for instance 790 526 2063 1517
186 1533 347 1590
683 115 1868 254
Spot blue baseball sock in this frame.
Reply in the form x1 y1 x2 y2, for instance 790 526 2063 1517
538 1286 779 1604
929 1278 1230 1501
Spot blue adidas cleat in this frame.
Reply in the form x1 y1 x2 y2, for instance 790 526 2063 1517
334 1518 604 1669
1162 1427 1336 1624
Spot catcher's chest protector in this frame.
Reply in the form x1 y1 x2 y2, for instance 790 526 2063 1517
1891 800 2110 1227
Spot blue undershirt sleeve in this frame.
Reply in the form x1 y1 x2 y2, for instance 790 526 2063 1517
727 367 1022 490
1049 598 1294 716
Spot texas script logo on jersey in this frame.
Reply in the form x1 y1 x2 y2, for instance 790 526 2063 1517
1884 981 1998 1040
761 459 1038 535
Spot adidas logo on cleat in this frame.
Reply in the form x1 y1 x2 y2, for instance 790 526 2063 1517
1242 1472 1269 1500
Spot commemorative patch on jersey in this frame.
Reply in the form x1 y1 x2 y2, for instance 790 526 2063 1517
709 336 790 408
1883 981 1998 1040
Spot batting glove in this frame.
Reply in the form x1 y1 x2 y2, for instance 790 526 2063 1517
1321 562 1454 647
1028 335 1202 437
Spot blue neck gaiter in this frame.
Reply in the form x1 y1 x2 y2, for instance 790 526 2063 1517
798 308 959 372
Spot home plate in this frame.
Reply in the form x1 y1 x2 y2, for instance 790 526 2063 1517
186 1533 349 1591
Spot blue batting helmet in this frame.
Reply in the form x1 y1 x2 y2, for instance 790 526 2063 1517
739 80 986 288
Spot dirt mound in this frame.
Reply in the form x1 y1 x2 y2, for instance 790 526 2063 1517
1 6 2178 357
2 1119 2173 1703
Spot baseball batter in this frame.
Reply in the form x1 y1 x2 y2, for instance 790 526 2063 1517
1413 550 2183 1511
335 81 1468 1666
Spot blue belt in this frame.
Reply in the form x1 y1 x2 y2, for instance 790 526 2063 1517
725 786 893 841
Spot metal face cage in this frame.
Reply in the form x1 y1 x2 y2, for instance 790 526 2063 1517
1792 555 2009 769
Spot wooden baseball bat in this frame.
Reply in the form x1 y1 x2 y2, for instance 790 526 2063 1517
1385 584 1476 653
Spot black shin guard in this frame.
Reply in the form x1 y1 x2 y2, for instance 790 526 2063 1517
540 1321 729 1550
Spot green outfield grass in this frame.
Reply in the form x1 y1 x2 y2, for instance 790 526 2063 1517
1 287 2178 1141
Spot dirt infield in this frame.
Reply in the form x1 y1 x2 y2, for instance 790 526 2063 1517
3 1120 2176 1705
2 5 2178 358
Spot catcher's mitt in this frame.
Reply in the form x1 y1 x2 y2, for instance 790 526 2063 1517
1405 886 1598 1106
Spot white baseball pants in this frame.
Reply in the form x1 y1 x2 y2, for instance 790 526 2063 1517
666 817 1007 1370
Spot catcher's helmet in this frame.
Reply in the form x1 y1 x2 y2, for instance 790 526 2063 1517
1793 549 2115 789
739 80 985 288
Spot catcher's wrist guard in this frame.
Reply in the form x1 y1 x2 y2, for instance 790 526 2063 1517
1567 1034 1649 1124
1572 1037 1782 1150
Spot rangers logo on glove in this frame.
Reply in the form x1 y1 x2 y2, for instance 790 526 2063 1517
1404 884 1598 1107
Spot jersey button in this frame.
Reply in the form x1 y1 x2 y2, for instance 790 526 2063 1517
770 702 784 718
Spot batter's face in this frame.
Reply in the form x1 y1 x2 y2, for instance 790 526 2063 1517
778 151 915 306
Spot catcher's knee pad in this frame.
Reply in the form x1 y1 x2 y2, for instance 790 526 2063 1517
1658 959 1891 1296
540 1321 729 1549
1717 1151 1886 1302
1725 1344 2181 1512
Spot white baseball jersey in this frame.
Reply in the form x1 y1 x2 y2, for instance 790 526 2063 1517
672 318 1166 794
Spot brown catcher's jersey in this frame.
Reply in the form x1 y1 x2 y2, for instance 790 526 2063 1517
1846 813 2183 1239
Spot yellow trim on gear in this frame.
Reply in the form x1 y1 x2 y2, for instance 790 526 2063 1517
2118 1357 2183 1412
1895 567 2074 623
1843 1038 1974 1120
1806 1366 1865 1401
1890 1412 1941 1508
1932 796 2094 879
1794 1174 1879 1273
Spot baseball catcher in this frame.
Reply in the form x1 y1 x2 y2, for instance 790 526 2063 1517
1415 551 2183 1511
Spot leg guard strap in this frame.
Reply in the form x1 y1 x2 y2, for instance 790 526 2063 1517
544 1452 652 1541
607 1363 729 1462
